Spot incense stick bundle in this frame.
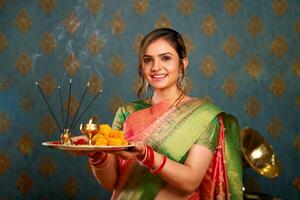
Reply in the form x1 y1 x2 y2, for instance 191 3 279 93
71 89 103 132
58 86 66 129
70 82 90 131
66 78 72 130
36 82 62 133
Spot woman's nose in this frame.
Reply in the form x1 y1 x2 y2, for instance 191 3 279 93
151 59 161 71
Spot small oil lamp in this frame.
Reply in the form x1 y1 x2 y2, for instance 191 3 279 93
80 118 99 145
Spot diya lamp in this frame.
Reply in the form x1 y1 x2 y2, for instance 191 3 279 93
80 118 99 145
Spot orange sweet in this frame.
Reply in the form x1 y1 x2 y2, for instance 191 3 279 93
98 124 112 135
91 124 128 146
95 138 108 146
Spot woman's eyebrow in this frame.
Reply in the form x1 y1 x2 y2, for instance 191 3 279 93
144 52 173 57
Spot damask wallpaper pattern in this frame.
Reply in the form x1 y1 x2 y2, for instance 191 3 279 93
0 0 299 199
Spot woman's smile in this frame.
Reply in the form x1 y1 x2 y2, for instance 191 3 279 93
151 74 168 82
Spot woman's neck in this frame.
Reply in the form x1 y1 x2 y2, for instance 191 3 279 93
151 87 183 105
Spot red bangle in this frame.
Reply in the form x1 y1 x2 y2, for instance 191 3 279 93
136 144 148 163
137 145 155 169
89 153 108 167
146 145 154 168
150 155 167 174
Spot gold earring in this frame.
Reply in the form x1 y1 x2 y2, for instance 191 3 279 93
145 81 149 93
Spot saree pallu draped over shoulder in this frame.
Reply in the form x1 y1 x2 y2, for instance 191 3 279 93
111 99 243 200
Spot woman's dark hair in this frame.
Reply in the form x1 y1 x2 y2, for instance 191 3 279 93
137 28 187 98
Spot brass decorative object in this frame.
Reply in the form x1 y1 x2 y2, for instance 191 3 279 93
240 127 280 178
60 129 73 145
80 119 99 145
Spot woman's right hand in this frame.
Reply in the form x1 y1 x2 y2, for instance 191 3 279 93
108 141 146 160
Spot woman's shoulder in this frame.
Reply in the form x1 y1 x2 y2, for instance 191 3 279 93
119 98 151 114
184 96 223 113
185 96 218 106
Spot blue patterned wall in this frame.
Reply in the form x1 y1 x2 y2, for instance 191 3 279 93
0 0 300 199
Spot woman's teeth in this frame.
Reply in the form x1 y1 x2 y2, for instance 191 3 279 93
152 74 167 81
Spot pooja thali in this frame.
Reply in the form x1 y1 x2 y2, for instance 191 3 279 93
42 141 135 152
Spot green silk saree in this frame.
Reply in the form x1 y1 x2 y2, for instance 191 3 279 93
110 98 243 200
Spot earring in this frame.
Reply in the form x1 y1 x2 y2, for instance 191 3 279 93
145 81 149 93
178 72 187 91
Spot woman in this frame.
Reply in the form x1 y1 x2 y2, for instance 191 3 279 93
87 28 243 200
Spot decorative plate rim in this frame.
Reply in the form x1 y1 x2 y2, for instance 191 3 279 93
42 141 135 151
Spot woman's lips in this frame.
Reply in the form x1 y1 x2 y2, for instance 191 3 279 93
151 74 168 81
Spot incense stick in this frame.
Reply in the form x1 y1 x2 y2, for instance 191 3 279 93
36 82 62 133
71 89 103 132
58 86 66 129
66 78 72 129
70 82 90 130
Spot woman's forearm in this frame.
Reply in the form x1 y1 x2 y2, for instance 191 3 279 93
152 145 213 194
152 153 199 193
90 154 119 191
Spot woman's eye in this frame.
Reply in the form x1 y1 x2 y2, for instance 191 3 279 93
162 56 171 61
143 58 151 63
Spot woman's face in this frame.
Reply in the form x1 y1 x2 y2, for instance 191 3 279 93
142 38 187 92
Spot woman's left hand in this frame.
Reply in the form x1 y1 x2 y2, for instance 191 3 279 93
111 141 146 160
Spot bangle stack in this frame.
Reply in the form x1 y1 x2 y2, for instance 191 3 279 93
150 155 167 174
89 152 108 167
136 144 167 174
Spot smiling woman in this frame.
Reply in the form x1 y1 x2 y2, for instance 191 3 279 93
84 28 243 200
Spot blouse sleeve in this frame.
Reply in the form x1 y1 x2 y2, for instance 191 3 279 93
194 116 219 152
111 106 128 131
